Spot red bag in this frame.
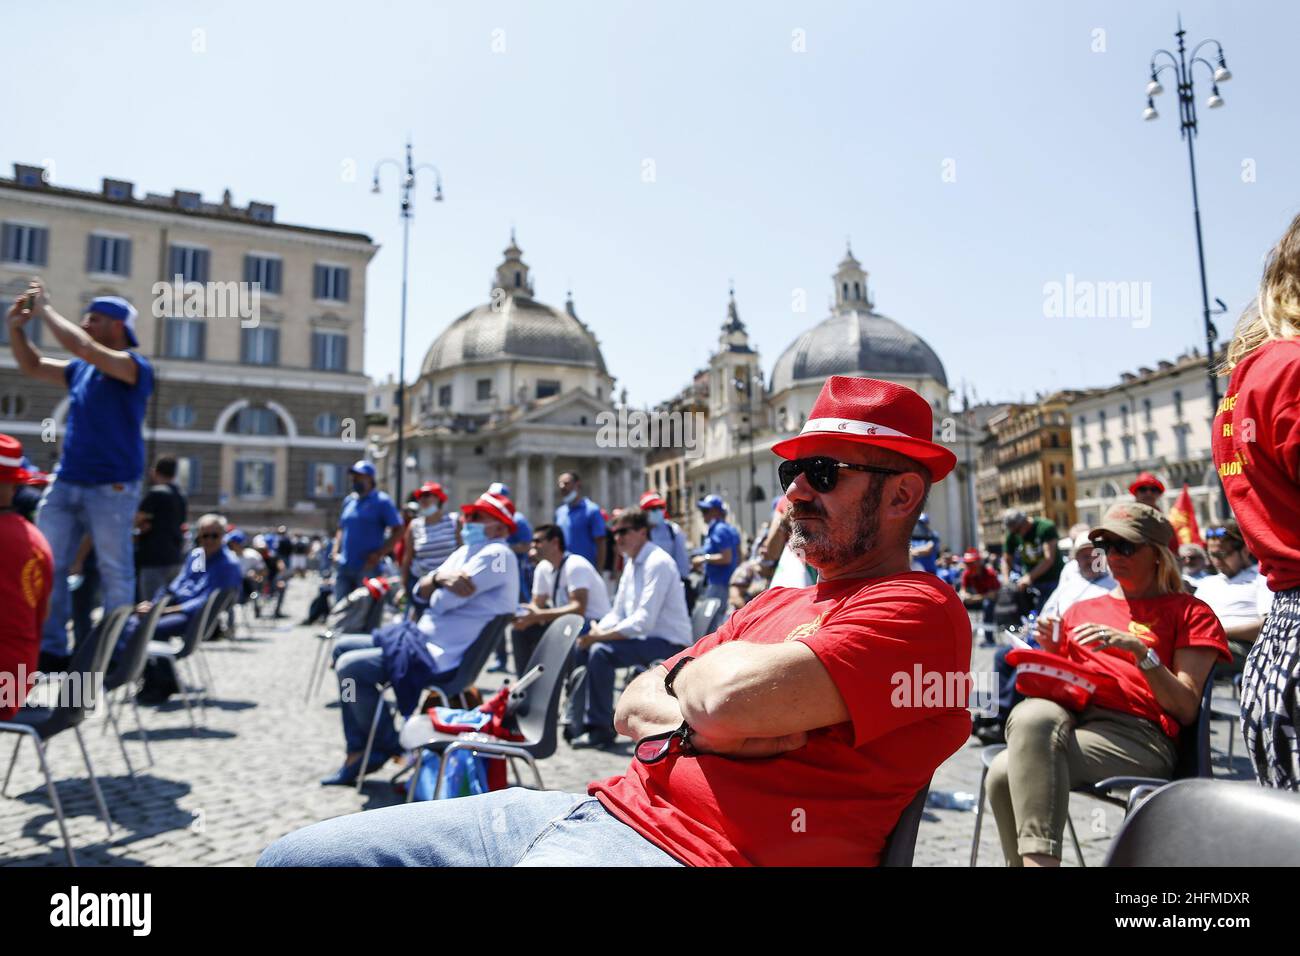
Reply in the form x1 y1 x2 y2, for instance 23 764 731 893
1005 648 1102 712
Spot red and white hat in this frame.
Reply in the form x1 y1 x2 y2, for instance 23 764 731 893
415 481 448 503
770 376 957 481
0 434 34 484
363 577 392 601
460 491 517 534
638 490 667 511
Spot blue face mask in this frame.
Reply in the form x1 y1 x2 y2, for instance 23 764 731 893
462 522 487 547
646 509 665 526
562 490 578 505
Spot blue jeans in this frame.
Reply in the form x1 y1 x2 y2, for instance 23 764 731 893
37 477 140 655
566 637 682 734
257 788 682 867
333 565 363 606
332 633 398 755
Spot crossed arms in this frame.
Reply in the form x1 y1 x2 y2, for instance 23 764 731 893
614 639 850 757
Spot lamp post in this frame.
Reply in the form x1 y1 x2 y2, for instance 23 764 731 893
372 140 442 504
1143 17 1233 415
734 369 762 541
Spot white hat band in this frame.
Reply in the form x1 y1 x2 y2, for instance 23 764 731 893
800 417 910 439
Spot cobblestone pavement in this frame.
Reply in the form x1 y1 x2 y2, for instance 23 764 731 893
0 579 1254 867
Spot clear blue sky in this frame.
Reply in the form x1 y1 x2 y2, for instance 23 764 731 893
5 0 1296 409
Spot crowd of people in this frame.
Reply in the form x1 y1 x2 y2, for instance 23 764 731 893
6 211 1300 868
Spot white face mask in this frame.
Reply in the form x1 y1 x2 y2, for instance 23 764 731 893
420 504 440 518
646 509 665 526
562 490 578 505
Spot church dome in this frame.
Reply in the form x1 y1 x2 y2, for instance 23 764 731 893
769 247 948 393
419 235 608 376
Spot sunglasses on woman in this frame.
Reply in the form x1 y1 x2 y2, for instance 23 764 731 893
777 456 902 493
1091 537 1139 557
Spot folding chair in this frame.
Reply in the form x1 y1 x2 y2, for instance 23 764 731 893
99 597 172 775
0 605 131 866
304 590 385 704
146 589 226 729
690 596 721 641
969 675 1216 866
880 780 932 867
1105 778 1300 866
401 614 584 800
356 613 514 793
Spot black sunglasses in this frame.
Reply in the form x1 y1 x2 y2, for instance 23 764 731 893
1092 537 1139 558
197 531 223 540
1134 485 1162 494
611 527 638 538
777 456 902 493
634 721 695 764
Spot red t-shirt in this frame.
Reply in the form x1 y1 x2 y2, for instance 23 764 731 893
1057 591 1229 739
0 513 53 721
589 571 972 866
961 566 999 595
1212 339 1300 591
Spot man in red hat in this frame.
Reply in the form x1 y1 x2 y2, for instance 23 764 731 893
0 434 53 721
1129 472 1166 510
640 489 691 581
263 377 972 866
318 490 519 786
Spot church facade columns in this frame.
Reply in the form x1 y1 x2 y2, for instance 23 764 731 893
515 454 531 517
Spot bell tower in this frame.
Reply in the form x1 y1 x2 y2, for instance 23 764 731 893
833 242 872 312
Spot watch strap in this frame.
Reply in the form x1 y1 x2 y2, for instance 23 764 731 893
664 656 695 698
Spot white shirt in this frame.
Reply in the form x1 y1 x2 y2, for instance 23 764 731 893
236 547 264 576
418 540 519 672
1041 559 1115 618
532 552 611 621
598 541 692 645
648 520 691 577
1194 565 1274 628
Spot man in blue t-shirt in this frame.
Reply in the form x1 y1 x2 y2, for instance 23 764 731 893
691 494 740 635
7 282 154 668
333 461 404 603
909 512 941 575
554 471 607 571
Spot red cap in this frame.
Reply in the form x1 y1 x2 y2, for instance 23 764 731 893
962 549 981 563
0 434 33 484
460 491 517 534
415 481 448 504
1128 472 1165 496
769 376 957 481
639 490 667 510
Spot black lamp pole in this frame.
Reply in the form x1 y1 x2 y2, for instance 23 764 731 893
1144 17 1233 414
373 141 442 504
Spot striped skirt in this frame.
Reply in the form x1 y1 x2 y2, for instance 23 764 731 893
1242 587 1300 790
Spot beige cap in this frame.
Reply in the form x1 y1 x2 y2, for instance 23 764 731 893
1089 502 1173 548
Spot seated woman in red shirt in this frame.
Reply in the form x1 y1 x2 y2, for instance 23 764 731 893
986 502 1228 866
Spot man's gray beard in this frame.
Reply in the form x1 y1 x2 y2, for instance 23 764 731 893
786 474 886 570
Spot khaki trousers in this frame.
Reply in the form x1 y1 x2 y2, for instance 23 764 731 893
986 697 1177 863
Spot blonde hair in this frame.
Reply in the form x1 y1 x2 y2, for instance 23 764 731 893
1151 543 1185 595
1223 211 1300 374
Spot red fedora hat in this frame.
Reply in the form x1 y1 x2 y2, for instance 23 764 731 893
460 491 517 534
1128 471 1165 496
0 434 33 484
770 375 957 481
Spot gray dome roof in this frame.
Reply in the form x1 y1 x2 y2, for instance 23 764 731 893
420 294 608 376
769 308 948 393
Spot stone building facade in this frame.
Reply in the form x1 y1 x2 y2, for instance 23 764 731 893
0 162 376 531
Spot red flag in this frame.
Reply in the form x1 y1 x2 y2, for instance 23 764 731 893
1167 483 1203 547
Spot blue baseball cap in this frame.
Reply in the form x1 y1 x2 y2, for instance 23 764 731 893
697 494 724 511
918 512 930 524
349 460 376 478
86 296 139 347
225 529 247 545
487 481 511 498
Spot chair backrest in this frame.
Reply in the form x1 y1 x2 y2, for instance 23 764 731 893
508 614 583 758
438 613 514 699
56 605 130 719
1173 672 1217 779
880 781 931 867
1105 778 1300 866
691 597 720 640
104 598 171 690
176 589 226 659
362 592 387 632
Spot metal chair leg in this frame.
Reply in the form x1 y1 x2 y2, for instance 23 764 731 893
1064 812 1086 867
107 702 136 780
2 734 22 795
168 658 197 729
970 762 990 866
304 636 327 704
356 694 386 793
129 686 154 767
405 748 425 804
73 725 113 837
30 733 76 866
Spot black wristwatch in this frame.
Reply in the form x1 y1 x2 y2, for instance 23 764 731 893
664 656 694 698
